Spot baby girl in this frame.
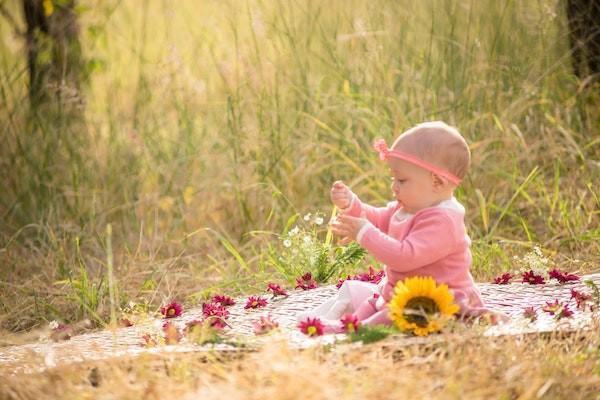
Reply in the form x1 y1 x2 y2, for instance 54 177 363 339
300 121 498 332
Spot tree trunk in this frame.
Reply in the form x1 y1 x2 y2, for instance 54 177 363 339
566 0 600 79
22 0 84 110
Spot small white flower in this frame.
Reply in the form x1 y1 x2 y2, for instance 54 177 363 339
303 235 312 245
303 213 312 221
49 320 59 330
283 239 292 248
289 226 300 236
314 217 324 226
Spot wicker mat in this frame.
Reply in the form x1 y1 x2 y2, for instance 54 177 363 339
1 273 599 375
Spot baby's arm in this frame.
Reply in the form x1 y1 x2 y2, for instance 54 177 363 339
332 181 396 231
357 209 458 272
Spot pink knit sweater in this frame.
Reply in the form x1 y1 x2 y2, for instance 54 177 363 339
343 194 487 315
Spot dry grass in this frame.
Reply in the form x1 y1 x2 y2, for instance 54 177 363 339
1 328 599 400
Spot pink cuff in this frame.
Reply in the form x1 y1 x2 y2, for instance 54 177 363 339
356 222 373 244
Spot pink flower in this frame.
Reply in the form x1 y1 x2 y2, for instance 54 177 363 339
267 283 289 297
212 294 236 306
160 301 183 318
493 273 513 284
253 315 279 335
521 270 546 285
340 314 360 333
336 275 351 289
245 296 268 309
298 317 325 337
523 306 537 322
548 268 580 284
570 289 592 309
295 272 318 290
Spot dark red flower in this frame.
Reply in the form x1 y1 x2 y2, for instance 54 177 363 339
253 315 279 335
160 301 183 318
336 267 385 289
211 294 236 306
570 289 592 309
298 317 325 336
201 302 230 326
493 273 513 284
340 314 360 333
267 283 289 297
336 275 351 289
548 268 580 284
245 296 268 309
523 306 537 322
295 272 318 290
521 270 546 285
355 266 385 284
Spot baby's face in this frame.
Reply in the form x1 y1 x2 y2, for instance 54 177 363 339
387 158 440 214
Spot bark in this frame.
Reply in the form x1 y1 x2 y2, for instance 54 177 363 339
566 0 600 79
22 0 84 109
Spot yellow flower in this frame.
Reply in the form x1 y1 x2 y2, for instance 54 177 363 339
388 276 460 336
43 0 54 16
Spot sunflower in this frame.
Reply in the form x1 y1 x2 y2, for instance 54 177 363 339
388 276 460 336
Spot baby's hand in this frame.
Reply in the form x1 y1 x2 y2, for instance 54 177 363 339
329 212 367 243
330 181 352 210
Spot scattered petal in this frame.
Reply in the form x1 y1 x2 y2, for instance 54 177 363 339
267 283 289 297
253 315 279 335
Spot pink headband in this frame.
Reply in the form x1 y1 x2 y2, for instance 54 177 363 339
373 139 462 185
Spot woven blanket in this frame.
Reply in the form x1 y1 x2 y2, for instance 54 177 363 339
1 273 598 375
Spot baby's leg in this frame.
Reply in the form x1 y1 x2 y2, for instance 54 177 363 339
326 280 380 319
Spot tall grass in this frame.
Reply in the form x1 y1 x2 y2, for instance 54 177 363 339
0 0 598 331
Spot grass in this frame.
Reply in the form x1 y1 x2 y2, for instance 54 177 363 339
0 0 598 397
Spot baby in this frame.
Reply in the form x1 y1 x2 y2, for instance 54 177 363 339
300 121 498 332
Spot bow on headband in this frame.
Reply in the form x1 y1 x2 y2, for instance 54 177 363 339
372 139 462 185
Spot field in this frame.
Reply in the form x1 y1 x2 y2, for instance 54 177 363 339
0 0 598 398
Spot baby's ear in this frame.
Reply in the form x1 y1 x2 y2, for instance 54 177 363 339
431 173 447 191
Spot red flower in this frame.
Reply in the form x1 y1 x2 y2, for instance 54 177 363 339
245 296 268 309
337 267 385 289
548 268 580 284
211 294 236 306
340 314 360 333
298 317 325 337
201 302 229 327
253 315 279 335
557 304 574 319
295 272 318 290
570 289 592 309
523 306 537 321
493 273 513 284
542 300 574 319
162 322 182 344
267 283 289 297
521 270 546 285
355 266 385 284
160 301 183 318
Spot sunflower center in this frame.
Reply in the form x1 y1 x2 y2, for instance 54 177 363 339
403 297 440 327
